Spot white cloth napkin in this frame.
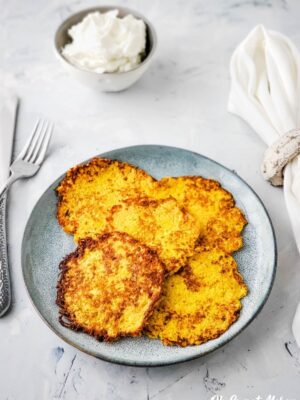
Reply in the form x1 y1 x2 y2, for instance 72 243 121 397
0 90 18 186
228 25 300 346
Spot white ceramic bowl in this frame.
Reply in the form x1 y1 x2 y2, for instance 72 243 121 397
54 6 157 92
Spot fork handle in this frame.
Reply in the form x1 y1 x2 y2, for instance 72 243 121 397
0 194 11 317
0 174 18 200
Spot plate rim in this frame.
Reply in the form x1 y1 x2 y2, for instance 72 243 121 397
21 144 277 367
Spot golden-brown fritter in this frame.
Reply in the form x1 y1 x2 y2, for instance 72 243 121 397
56 232 164 341
151 176 247 253
145 247 248 346
105 197 201 275
56 158 156 241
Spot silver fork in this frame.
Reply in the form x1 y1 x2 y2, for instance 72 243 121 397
0 119 53 199
0 119 53 317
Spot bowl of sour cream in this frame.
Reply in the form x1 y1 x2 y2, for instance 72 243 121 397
54 6 157 92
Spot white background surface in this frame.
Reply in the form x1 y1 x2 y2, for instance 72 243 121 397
1 0 300 399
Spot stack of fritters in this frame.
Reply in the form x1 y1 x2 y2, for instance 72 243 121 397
56 157 248 347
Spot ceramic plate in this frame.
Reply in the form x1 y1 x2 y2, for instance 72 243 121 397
22 145 277 366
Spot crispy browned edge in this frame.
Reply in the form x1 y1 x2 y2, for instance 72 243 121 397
145 248 248 347
161 306 243 347
55 157 158 234
159 175 248 228
168 175 248 252
161 305 242 347
56 231 165 342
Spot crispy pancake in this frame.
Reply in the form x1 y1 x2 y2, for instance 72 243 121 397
152 176 247 253
56 232 164 341
145 247 248 346
56 158 156 241
105 197 201 275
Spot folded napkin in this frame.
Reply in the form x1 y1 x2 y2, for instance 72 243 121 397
228 25 300 346
0 90 18 187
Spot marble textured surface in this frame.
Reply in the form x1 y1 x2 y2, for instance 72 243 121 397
1 0 300 399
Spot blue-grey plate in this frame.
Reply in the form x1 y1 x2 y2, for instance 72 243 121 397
22 145 277 366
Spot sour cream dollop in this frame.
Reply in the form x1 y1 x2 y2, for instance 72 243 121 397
62 10 146 73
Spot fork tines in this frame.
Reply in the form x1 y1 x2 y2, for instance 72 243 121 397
17 119 53 165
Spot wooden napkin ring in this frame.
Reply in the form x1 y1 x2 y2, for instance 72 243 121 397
261 128 300 186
